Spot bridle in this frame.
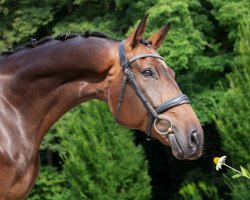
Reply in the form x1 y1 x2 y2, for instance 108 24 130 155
115 40 190 138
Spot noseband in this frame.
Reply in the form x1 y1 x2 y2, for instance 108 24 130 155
115 40 190 137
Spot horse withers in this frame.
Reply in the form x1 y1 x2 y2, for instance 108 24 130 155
0 15 203 199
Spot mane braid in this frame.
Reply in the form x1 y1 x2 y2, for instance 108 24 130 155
36 36 54 45
82 30 119 41
90 32 110 39
1 31 117 56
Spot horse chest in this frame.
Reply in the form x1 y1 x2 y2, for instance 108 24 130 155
0 118 39 199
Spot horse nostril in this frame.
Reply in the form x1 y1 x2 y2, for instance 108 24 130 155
189 129 199 147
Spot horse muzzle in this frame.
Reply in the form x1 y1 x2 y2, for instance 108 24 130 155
154 116 204 160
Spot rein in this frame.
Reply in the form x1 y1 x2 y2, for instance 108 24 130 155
115 40 190 137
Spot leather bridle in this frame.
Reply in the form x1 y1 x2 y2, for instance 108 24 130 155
115 40 190 138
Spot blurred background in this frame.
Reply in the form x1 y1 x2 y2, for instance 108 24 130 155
1 0 249 199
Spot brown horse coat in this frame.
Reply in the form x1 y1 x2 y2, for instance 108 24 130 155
0 16 203 199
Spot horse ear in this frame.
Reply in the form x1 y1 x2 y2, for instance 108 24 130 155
126 14 149 48
147 23 171 50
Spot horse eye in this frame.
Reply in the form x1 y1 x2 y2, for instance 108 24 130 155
142 69 153 77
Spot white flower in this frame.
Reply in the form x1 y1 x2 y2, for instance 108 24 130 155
213 156 227 171
213 155 250 179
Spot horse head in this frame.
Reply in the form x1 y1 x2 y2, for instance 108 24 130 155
108 15 204 160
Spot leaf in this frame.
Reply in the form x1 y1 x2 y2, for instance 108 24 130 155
240 166 250 177
232 174 243 179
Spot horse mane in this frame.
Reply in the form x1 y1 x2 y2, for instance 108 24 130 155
0 31 118 57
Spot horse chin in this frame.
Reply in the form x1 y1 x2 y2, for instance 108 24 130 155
168 134 184 159
168 134 202 160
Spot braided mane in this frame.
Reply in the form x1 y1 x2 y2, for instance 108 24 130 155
1 31 117 56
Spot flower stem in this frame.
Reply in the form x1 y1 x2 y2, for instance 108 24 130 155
223 163 243 175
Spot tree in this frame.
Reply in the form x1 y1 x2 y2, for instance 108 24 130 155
213 13 250 165
212 15 250 200
59 101 151 200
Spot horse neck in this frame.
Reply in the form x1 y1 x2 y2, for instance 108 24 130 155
1 37 119 148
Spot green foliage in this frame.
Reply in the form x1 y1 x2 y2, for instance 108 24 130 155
0 0 56 49
229 180 250 200
210 0 250 49
146 0 204 71
177 168 222 200
27 166 69 200
56 101 151 200
213 15 250 165
214 88 250 164
223 170 250 200
179 181 220 200
211 12 250 200
179 182 203 200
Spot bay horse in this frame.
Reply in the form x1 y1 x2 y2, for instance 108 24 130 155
0 15 203 199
